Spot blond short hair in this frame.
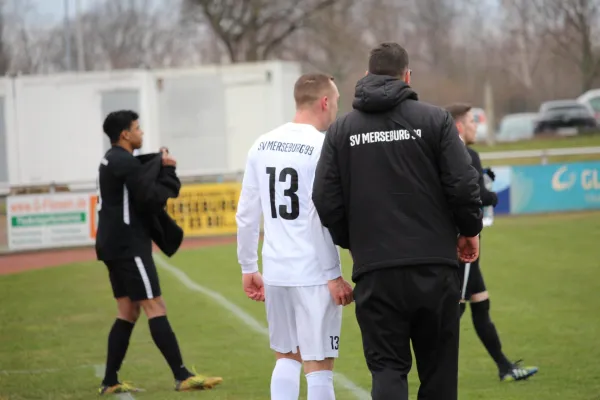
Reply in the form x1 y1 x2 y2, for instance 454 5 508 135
294 73 335 107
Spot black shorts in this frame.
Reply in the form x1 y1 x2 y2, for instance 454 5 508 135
104 255 161 301
458 258 486 300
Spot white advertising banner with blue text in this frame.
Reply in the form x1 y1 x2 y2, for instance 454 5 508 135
7 192 97 251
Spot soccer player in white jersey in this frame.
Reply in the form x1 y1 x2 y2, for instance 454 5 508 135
236 73 354 400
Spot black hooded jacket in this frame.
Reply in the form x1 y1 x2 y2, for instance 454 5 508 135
95 147 184 261
312 74 482 281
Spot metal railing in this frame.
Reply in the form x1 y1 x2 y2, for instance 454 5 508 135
1 146 599 196
1 146 599 195
479 146 600 164
0 170 245 197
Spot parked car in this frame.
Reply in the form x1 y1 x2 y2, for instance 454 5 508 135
577 89 600 123
534 99 597 136
471 107 488 142
496 112 538 142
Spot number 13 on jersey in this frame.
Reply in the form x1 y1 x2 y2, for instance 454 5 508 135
266 167 299 220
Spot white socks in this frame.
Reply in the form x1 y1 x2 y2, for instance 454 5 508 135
306 370 335 400
271 358 302 400
270 358 335 400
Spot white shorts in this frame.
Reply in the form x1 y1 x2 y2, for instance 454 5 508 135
265 284 342 361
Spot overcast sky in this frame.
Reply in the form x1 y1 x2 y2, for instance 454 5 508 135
25 0 499 32
32 0 95 22
31 0 498 22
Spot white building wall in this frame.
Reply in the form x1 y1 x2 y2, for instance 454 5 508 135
224 61 301 173
1 61 302 187
7 71 154 186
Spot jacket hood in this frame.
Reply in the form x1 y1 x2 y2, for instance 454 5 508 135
352 74 418 113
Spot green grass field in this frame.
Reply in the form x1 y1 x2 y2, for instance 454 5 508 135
1 212 600 399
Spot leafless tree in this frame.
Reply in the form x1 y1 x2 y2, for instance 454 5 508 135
534 0 600 92
0 0 9 75
2 0 51 74
409 0 457 72
80 0 184 69
500 0 546 90
183 0 349 63
28 0 201 72
279 1 368 110
0 0 595 120
360 0 414 48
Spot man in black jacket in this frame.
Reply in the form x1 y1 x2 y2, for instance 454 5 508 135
95 110 222 394
445 103 539 383
312 42 482 400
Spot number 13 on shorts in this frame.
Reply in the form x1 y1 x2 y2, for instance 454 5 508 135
265 285 343 361
330 335 340 350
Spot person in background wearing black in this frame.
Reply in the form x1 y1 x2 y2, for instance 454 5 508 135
445 103 539 382
95 110 223 394
312 42 482 400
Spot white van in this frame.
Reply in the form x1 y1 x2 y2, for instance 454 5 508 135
577 89 600 123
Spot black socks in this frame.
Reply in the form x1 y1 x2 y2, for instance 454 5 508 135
470 300 513 372
102 318 135 386
148 316 193 381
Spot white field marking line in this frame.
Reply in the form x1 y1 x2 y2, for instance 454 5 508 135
0 364 95 375
94 364 105 377
154 254 372 400
0 362 131 376
94 364 136 400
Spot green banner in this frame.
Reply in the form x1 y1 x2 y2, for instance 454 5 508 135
11 212 87 227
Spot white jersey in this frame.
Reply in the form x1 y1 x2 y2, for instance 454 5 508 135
236 122 342 286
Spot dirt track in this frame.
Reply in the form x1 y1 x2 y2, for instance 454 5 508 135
0 236 237 276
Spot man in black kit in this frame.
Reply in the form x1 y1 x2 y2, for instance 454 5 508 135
312 42 482 400
445 103 539 383
95 110 222 394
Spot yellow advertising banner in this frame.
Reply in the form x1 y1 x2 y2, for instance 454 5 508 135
166 182 241 237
